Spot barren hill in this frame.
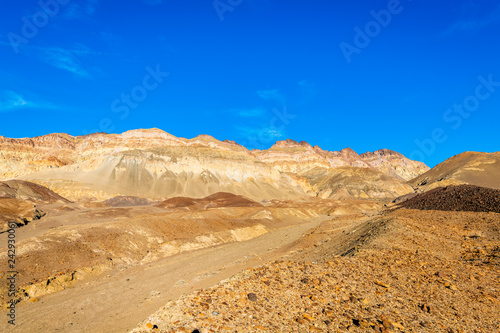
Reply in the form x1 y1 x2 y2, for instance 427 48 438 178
155 192 262 210
409 151 500 192
0 180 70 203
103 196 153 207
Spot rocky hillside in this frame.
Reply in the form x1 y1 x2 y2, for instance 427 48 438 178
399 185 500 213
0 129 428 201
409 151 500 192
132 208 500 333
299 167 414 200
254 139 429 181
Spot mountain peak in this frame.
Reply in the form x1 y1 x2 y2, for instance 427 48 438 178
122 128 169 136
340 147 359 158
272 139 312 149
361 149 403 158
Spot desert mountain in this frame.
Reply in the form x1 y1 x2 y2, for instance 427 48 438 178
409 151 500 192
0 128 428 201
254 139 429 181
299 166 414 200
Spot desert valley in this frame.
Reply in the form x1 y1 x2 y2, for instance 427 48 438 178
0 128 498 332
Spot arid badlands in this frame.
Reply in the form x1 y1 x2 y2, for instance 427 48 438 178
0 128 499 333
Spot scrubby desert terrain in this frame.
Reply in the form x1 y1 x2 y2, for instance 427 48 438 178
1 129 499 332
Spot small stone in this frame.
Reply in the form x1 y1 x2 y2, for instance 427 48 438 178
419 304 431 313
392 322 405 330
247 293 258 302
359 319 370 328
302 313 315 322
374 281 389 288
379 315 392 329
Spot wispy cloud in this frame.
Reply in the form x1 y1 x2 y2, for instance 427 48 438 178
41 47 90 77
0 90 58 112
443 2 500 35
0 40 116 77
62 0 101 21
0 91 30 112
257 89 285 103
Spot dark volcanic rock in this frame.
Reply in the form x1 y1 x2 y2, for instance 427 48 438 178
398 185 500 213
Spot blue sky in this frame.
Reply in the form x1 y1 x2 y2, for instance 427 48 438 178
1 0 499 167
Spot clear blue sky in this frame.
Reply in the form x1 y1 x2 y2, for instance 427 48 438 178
1 0 499 167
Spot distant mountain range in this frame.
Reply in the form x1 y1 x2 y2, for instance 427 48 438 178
0 128 497 201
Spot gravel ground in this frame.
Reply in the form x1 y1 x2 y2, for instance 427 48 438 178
399 185 500 213
132 209 500 333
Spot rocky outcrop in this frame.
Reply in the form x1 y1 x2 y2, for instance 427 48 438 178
360 149 430 181
254 140 428 180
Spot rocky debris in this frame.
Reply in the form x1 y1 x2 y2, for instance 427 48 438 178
155 192 262 210
104 196 152 207
132 209 500 333
398 185 500 213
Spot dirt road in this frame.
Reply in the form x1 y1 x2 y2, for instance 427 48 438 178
1 216 329 332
